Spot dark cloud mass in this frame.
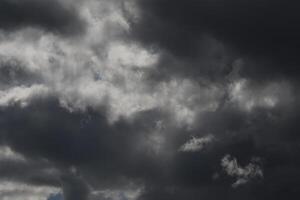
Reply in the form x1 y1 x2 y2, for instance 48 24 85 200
0 0 299 200
0 0 86 36
131 0 300 79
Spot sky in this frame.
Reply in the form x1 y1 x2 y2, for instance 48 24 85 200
0 0 299 200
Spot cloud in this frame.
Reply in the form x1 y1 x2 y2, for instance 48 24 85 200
0 10 224 126
0 0 86 36
0 145 25 161
0 145 62 200
0 1 300 200
221 155 263 188
90 187 143 200
228 79 293 112
0 84 49 107
61 173 90 200
130 0 300 79
0 181 59 200
179 135 215 152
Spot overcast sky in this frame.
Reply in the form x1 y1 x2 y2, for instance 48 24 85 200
0 0 299 200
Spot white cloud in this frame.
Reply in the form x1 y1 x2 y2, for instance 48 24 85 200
0 0 224 128
107 42 158 68
0 85 49 107
0 181 59 200
221 155 263 188
179 135 215 152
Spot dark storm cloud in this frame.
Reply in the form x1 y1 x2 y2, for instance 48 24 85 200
0 100 180 186
130 0 300 79
1 0 300 199
0 98 174 197
1 96 300 200
0 97 220 196
0 0 86 36
136 103 300 200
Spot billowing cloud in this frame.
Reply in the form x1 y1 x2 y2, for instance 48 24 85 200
0 0 299 200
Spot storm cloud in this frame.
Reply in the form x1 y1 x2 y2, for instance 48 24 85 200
0 0 86 36
130 0 300 80
0 0 299 200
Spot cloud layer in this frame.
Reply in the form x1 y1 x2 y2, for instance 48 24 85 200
0 0 299 200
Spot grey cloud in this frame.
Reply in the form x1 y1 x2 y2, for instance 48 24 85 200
61 173 90 200
130 0 300 80
221 155 263 188
0 0 300 200
0 0 86 36
0 57 41 89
